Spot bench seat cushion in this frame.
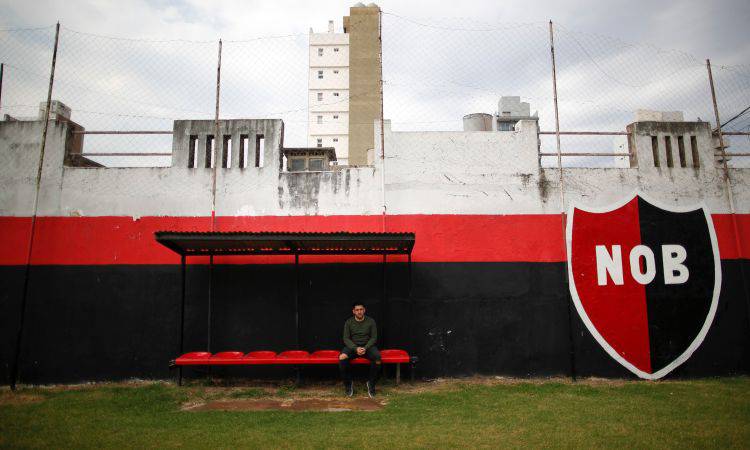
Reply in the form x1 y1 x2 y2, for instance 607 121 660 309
308 350 340 364
175 349 411 366
275 350 310 364
175 352 212 365
209 351 246 365
243 351 277 364
351 349 411 364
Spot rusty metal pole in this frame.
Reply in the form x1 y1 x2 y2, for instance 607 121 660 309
0 63 4 112
207 39 221 355
549 21 563 178
212 39 222 229
549 20 576 382
11 22 60 391
379 10 387 232
707 60 732 209
707 59 750 324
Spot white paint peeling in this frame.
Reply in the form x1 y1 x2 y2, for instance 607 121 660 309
1 118 748 219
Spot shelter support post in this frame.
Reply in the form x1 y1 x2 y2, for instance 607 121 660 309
207 255 213 352
407 253 413 355
382 254 387 346
179 255 186 386
295 254 300 349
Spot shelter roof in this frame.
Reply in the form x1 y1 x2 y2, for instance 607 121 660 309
154 231 415 256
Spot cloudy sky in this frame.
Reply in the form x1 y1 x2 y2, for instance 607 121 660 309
1 0 748 166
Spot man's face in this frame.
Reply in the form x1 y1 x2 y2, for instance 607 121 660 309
352 305 365 319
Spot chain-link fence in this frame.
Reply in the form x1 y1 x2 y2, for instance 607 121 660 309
1 16 748 169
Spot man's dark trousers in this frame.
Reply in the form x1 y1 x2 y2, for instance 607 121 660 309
339 346 381 386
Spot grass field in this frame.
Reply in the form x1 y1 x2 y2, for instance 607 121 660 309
1 377 749 448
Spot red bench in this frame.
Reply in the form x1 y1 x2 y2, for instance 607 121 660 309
171 349 416 385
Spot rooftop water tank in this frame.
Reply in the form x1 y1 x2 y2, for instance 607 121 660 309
462 113 493 131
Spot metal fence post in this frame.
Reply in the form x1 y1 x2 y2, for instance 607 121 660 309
0 63 4 111
212 39 222 230
11 22 60 391
379 10 387 232
707 59 750 328
549 20 576 382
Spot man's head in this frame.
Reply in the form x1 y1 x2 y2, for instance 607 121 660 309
352 302 366 320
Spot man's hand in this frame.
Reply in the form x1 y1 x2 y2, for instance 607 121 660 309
356 347 366 356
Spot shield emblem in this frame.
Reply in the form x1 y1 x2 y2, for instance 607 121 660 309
567 192 721 379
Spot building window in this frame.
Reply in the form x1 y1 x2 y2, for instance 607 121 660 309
317 92 323 101
317 115 323 124
318 48 323 56
317 70 323 79
333 138 338 142
309 158 324 171
334 48 339 52
498 122 514 131
290 158 306 172
316 138 322 148
333 114 339 119
333 70 339 74
333 92 339 97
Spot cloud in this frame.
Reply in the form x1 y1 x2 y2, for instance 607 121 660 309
1 0 748 168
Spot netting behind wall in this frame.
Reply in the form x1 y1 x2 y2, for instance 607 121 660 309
52 28 216 165
0 27 56 121
1 16 749 170
712 64 750 168
220 36 308 147
382 15 552 132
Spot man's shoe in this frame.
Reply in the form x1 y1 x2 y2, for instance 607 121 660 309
366 381 376 398
345 381 354 397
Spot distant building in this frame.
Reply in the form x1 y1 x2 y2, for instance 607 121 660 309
462 96 538 131
496 96 538 131
283 147 337 172
308 20 349 164
308 3 382 166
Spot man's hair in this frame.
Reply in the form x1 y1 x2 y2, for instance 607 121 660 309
352 302 365 309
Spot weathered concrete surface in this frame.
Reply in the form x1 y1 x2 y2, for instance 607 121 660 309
379 118 747 215
0 121 67 216
1 116 748 219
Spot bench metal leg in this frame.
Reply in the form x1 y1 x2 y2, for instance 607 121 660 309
295 367 302 387
396 363 401 385
178 367 183 386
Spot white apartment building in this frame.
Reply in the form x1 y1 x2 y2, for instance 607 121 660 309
309 20 350 165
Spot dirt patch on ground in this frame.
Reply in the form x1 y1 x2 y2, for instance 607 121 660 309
185 398 383 412
0 392 45 406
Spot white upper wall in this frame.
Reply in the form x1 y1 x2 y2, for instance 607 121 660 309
2 118 749 218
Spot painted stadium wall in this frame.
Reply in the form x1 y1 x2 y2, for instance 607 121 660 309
1 118 748 384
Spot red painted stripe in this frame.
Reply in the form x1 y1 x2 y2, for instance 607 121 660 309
712 214 750 260
0 214 747 266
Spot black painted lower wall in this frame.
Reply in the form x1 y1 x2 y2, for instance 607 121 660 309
1 261 749 385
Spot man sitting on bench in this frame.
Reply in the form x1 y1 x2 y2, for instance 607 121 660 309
339 302 380 398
